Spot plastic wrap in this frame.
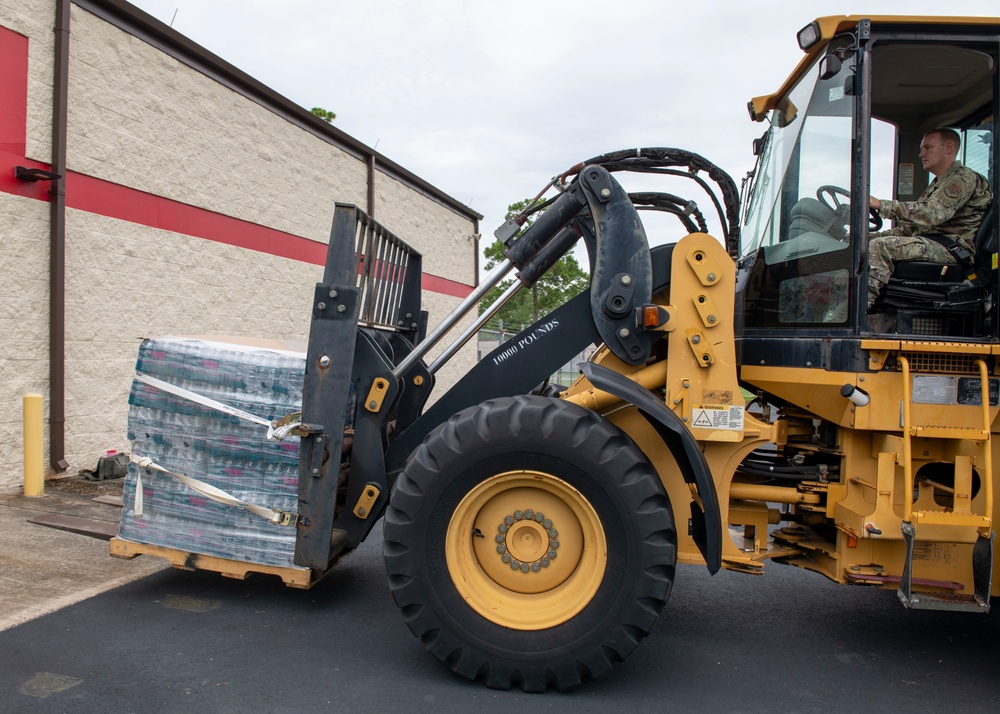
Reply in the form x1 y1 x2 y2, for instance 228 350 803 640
118 336 311 567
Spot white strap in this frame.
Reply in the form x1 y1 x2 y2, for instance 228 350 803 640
134 374 304 441
134 472 144 517
130 454 296 526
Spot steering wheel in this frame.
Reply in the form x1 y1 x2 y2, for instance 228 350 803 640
817 184 883 233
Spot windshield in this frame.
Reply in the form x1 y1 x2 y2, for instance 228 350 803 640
739 37 857 328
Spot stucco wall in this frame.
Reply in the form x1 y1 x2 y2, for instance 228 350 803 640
0 0 478 491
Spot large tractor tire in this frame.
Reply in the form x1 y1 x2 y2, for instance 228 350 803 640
383 395 677 692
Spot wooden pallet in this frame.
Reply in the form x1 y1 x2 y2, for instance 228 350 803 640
109 537 325 589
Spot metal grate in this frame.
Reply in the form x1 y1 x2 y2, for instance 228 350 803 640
348 209 422 331
894 352 980 374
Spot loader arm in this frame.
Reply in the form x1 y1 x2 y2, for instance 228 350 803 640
298 154 740 570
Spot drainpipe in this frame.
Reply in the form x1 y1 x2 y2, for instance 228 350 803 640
49 0 70 472
366 153 375 217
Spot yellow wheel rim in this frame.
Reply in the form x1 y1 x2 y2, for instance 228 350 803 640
445 470 606 630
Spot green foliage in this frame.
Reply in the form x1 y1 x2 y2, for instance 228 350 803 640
310 107 336 122
478 199 589 333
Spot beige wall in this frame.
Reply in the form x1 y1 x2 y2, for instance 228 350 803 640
0 1 478 491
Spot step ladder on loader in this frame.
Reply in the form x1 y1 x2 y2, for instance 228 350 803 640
897 355 995 612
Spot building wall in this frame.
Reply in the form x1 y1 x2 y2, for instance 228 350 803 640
0 0 479 492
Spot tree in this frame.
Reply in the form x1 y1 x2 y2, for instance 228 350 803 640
310 107 336 122
478 199 589 335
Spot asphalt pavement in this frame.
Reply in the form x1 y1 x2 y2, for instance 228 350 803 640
0 476 165 633
2 477 1000 712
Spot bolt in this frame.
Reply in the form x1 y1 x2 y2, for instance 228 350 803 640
550 539 560 549
311 468 319 475
329 289 338 298
510 560 521 570
514 510 524 520
337 304 347 313
358 507 366 517
317 302 327 310
319 355 331 368
300 516 311 527
707 272 716 281
316 437 323 444
707 315 717 324
534 512 544 523
548 528 558 538
406 313 412 319
542 519 552 529
620 275 632 286
504 516 514 526
520 563 530 573
531 562 541 572
496 544 506 554
692 335 701 344
397 321 404 326
495 534 505 544
600 188 611 198
502 554 512 564
498 523 509 533
806 361 813 367
525 509 534 519
368 400 377 409
540 557 550 567
547 550 558 559
619 328 630 338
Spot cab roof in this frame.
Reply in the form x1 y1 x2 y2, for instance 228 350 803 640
749 15 1000 122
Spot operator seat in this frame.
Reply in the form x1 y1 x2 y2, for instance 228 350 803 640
873 203 996 336
789 198 841 239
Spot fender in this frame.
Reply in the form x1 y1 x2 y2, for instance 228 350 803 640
579 361 722 574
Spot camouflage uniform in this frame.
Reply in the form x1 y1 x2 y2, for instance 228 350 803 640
868 162 991 307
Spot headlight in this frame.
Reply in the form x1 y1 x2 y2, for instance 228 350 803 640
797 21 821 51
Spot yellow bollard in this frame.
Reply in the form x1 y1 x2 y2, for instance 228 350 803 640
23 393 44 497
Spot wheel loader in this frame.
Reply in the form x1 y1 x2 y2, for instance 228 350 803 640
121 15 1000 692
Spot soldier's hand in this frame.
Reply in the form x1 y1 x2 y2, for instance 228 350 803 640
869 196 881 210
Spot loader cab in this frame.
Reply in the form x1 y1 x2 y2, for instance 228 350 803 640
736 17 999 370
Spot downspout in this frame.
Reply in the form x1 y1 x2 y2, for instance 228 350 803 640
49 0 70 471
366 153 375 217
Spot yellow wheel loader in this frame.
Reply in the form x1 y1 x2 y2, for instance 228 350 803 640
126 15 1000 692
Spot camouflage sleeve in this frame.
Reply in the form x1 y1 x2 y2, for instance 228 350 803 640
879 174 975 231
871 203 912 238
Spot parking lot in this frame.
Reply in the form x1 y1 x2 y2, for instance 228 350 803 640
3 497 1000 713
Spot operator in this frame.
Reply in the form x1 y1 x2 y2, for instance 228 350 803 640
867 127 991 308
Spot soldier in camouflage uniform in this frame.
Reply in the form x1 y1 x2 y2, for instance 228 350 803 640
867 128 991 308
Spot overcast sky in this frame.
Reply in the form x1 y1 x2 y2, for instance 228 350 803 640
128 0 998 264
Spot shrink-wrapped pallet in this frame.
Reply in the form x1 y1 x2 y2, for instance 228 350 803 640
117 336 316 567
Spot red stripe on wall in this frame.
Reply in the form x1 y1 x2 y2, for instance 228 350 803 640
66 171 330 265
423 273 474 298
0 27 27 156
0 26 50 202
0 24 474 298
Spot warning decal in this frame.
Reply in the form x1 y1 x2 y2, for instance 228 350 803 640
691 406 744 431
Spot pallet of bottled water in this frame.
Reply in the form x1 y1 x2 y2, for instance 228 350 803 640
117 336 309 568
